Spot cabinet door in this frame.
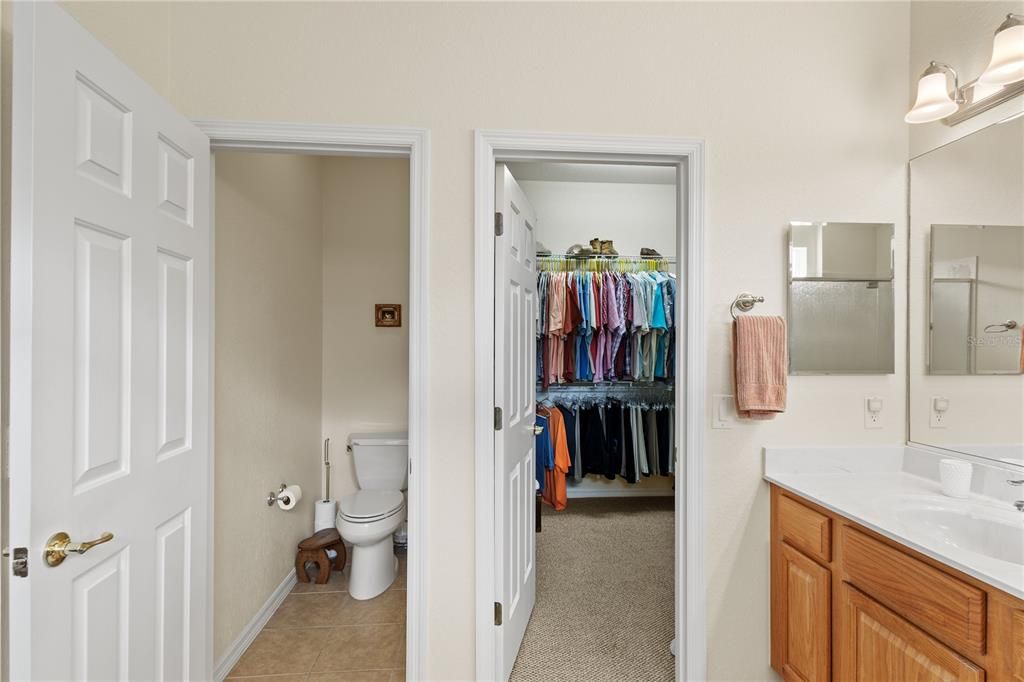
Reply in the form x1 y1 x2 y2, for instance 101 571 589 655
838 584 984 682
772 542 831 681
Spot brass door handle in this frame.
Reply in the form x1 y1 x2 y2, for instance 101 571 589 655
45 531 114 567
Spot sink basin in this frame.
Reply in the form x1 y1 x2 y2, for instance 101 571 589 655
892 500 1024 566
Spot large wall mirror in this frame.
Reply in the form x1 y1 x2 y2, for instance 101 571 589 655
788 221 895 374
909 113 1024 468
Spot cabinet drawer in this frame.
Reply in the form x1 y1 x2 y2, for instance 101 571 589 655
777 494 831 563
843 527 986 655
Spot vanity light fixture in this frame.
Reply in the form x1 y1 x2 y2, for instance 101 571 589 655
978 13 1024 86
905 62 963 124
907 13 1024 124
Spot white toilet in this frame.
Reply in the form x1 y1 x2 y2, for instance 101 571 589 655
336 433 407 600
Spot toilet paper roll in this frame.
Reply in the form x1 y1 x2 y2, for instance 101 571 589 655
277 484 302 510
315 499 337 532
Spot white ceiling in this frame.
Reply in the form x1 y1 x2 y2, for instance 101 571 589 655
506 162 677 185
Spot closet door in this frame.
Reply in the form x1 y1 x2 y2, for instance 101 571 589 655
493 163 539 682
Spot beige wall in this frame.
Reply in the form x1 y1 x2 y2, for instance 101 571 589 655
57 3 913 680
321 156 410 500
213 152 324 660
909 1 1024 158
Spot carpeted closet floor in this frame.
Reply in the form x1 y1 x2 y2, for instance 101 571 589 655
510 496 675 682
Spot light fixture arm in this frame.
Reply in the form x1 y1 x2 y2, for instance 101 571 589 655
998 13 1024 30
925 61 966 104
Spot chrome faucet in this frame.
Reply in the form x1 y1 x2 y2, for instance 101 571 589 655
1009 480 1024 511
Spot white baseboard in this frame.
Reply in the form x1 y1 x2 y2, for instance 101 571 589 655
566 487 675 499
213 571 297 681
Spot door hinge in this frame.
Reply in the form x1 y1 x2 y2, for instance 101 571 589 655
494 407 503 431
494 212 504 237
494 601 503 626
3 547 28 578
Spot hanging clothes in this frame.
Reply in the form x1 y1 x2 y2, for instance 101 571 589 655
534 412 553 492
538 405 571 511
536 268 676 386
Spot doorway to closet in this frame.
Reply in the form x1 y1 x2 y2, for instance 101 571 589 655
474 131 707 682
504 160 677 681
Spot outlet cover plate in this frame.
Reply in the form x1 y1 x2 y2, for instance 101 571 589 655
930 396 949 429
864 396 883 430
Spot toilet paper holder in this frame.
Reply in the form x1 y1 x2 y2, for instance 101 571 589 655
267 483 294 507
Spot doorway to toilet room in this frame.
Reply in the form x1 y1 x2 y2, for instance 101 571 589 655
483 154 696 682
211 150 412 680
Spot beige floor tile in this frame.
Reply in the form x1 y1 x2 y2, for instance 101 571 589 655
267 593 348 629
333 590 406 626
293 566 349 594
226 675 310 682
229 628 331 677
307 672 393 682
311 624 405 672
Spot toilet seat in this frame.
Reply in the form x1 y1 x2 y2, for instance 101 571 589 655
338 490 404 523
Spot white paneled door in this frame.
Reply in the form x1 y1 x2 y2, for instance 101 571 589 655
9 4 211 680
493 164 538 682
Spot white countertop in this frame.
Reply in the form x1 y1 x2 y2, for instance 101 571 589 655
764 446 1024 600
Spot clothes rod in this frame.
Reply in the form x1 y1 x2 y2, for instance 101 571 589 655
537 254 677 262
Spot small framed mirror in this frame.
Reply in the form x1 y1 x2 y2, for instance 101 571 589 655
929 224 1024 375
788 221 895 374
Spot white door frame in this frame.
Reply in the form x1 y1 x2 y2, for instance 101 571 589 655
191 120 431 681
473 130 706 681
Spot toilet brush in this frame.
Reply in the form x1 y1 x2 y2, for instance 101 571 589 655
314 439 337 533
323 438 331 501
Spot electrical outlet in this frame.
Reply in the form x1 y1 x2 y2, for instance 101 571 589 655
712 394 736 429
864 397 883 429
930 396 950 428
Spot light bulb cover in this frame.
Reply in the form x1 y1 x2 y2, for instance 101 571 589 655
978 15 1024 86
905 67 959 124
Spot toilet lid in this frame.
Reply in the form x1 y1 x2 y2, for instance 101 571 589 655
338 490 404 520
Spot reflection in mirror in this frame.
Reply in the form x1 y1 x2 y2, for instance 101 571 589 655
788 222 895 374
909 113 1024 468
929 225 1024 375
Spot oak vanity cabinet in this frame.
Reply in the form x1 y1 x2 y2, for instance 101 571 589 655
770 484 1024 682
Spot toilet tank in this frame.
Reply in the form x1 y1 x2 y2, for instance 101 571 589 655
350 433 408 491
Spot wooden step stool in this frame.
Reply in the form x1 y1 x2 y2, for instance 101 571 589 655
295 529 347 584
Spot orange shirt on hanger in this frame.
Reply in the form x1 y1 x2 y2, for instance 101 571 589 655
539 405 571 511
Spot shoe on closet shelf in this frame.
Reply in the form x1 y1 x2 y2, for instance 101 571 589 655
567 243 595 258
640 247 662 258
536 241 551 257
600 240 618 256
589 238 602 252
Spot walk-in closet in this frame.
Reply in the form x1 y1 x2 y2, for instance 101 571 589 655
503 162 678 681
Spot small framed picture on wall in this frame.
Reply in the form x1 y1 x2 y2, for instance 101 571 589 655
375 304 402 327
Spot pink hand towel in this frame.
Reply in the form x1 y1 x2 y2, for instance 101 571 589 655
733 315 788 420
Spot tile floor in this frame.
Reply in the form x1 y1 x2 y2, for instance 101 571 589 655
228 554 407 681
